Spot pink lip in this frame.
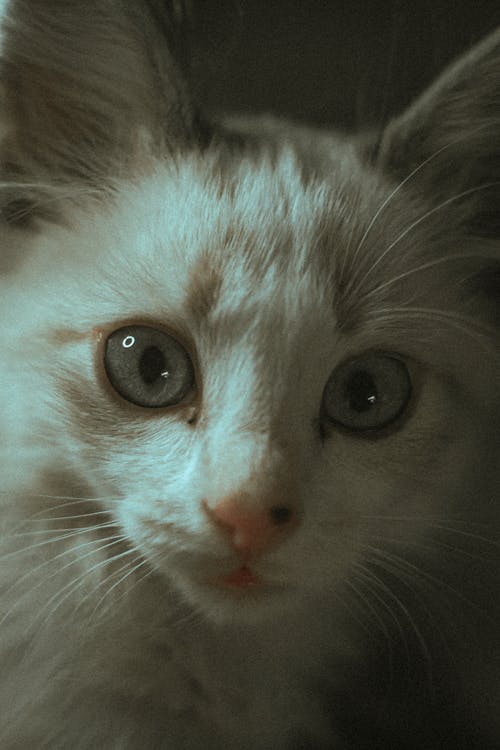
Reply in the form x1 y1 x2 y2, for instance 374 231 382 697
218 565 261 589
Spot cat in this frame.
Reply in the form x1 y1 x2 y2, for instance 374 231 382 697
0 1 499 748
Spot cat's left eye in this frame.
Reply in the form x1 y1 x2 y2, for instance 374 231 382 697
321 352 412 433
103 325 195 408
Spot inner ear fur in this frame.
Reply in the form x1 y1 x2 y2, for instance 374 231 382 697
0 0 209 223
371 28 500 329
374 28 500 241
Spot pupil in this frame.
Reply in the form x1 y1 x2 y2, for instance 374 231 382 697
344 370 377 413
138 346 167 384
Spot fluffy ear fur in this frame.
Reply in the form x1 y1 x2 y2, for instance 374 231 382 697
373 28 500 326
0 0 208 224
375 28 500 239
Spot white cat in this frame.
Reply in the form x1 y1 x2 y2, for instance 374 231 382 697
0 2 498 748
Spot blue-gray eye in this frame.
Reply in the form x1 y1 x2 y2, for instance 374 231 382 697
322 353 411 432
104 325 195 408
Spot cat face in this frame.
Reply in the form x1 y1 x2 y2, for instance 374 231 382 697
0 4 498 628
2 150 495 626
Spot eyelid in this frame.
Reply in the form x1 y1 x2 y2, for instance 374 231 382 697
92 317 196 356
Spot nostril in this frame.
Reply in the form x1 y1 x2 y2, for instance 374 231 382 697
269 505 293 525
202 497 297 557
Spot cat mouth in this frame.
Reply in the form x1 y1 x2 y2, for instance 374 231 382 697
217 565 262 589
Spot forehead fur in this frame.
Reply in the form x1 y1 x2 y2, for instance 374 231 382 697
0 149 346 445
13 148 351 324
6 131 494 404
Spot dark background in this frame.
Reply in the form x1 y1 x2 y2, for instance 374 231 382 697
192 0 499 131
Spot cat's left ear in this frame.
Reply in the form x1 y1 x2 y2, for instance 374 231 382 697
374 27 500 240
0 0 210 222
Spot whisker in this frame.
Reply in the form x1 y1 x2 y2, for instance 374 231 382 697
419 522 500 548
25 510 116 524
91 554 151 622
0 535 127 629
352 563 411 670
0 491 122 502
365 306 496 348
361 516 500 544
2 533 126 605
345 134 484 279
12 522 118 537
361 251 498 300
35 545 135 631
0 524 121 565
366 546 495 625
348 180 500 300
364 547 453 669
365 532 493 566
344 577 394 645
0 494 122 522
106 550 164 612
77 554 140 616
355 561 432 678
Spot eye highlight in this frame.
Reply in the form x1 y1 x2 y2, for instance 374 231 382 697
321 352 412 432
103 325 195 408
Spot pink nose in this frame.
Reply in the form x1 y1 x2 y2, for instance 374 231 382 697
202 494 297 559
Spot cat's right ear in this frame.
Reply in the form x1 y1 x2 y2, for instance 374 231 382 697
0 0 210 225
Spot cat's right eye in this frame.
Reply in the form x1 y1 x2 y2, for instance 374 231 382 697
103 325 195 408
